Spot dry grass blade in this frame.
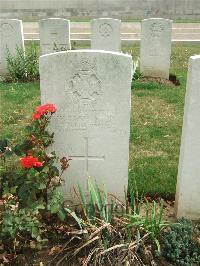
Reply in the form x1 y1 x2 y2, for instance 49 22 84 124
89 223 110 240
99 243 129 256
129 232 150 250
56 236 99 265
65 229 88 236
83 248 100 266
129 250 146 266
50 236 79 265
72 236 100 257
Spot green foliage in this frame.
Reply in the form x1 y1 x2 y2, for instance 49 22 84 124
48 189 66 221
6 42 39 82
6 47 26 82
1 194 46 250
78 178 116 249
0 105 71 251
25 42 40 81
126 184 169 252
132 68 142 82
162 218 200 265
78 178 114 224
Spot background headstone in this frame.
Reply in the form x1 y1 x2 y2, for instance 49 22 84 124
0 19 24 76
91 18 121 52
140 18 172 79
40 50 133 202
175 55 200 220
39 18 71 55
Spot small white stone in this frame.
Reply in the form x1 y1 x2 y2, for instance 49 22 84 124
91 18 121 52
140 18 172 79
39 50 133 202
0 19 24 76
175 55 200 220
39 18 71 55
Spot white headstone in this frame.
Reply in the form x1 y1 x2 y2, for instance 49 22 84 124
40 50 133 202
91 18 121 52
140 18 172 79
175 55 200 220
0 19 24 76
39 18 71 55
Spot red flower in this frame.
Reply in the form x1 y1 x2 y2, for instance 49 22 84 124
32 103 57 120
32 112 41 120
20 155 43 169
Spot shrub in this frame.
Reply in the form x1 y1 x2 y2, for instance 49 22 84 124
162 218 200 265
0 103 72 250
6 42 39 82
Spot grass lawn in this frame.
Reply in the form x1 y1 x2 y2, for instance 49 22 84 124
0 43 200 197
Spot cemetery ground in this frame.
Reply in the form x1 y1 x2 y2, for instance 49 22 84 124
1 43 200 265
1 43 200 197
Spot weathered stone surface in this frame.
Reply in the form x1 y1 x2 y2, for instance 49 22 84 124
91 18 121 52
0 19 24 75
40 50 133 202
175 55 200 220
140 18 172 79
39 18 71 55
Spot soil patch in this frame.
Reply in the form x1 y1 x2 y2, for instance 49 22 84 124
141 74 180 86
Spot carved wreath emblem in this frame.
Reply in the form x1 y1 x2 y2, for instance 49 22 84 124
99 23 113 37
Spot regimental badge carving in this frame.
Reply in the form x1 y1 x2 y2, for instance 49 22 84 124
63 57 111 130
69 58 102 105
150 22 164 38
99 23 113 37
70 73 101 102
0 23 14 38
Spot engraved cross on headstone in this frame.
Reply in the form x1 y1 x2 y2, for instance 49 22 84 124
69 137 105 172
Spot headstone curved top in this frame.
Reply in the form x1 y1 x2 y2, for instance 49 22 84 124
39 50 133 203
140 18 172 79
39 18 71 55
175 55 200 220
91 18 121 52
0 19 24 75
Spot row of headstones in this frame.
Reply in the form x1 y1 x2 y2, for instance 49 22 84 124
0 18 171 79
0 19 199 220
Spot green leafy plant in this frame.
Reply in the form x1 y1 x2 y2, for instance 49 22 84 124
6 47 26 82
126 187 169 252
133 68 142 81
1 194 46 251
78 177 115 224
162 218 200 265
6 42 39 82
0 103 72 250
78 178 118 249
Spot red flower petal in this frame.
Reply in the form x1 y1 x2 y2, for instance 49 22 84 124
20 156 43 169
